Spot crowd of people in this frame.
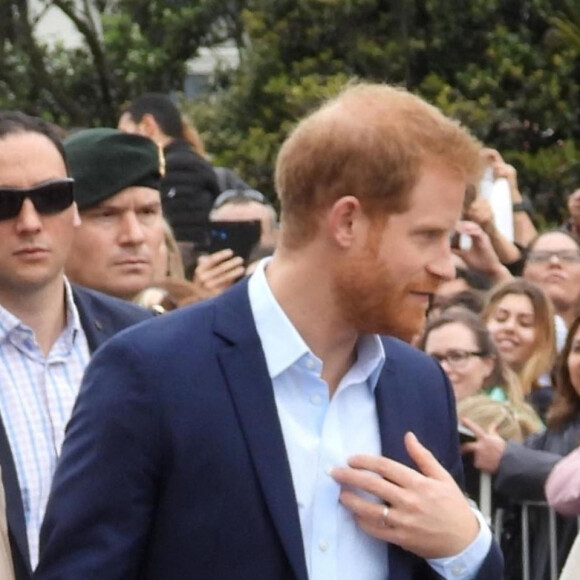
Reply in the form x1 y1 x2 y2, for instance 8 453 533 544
0 84 579 579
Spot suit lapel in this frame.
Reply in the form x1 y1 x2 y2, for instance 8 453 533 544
214 281 308 580
0 419 31 576
72 288 108 353
375 347 420 579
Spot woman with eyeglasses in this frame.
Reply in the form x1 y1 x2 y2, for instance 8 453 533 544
523 230 580 344
483 277 557 420
463 314 580 580
419 307 525 405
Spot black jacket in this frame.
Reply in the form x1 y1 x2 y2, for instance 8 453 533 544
161 139 220 243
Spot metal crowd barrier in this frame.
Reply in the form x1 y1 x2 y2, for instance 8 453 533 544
477 473 580 580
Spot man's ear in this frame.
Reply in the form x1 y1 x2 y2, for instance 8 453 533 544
139 114 161 139
327 196 365 249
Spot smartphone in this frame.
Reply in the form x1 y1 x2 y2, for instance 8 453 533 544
458 423 477 444
450 231 473 251
194 220 262 264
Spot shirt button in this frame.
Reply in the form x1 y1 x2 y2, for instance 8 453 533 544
451 563 466 576
318 540 328 552
305 358 315 370
310 394 323 405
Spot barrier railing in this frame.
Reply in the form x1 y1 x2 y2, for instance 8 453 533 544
477 473 580 580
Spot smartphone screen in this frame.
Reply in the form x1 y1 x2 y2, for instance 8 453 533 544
194 220 262 264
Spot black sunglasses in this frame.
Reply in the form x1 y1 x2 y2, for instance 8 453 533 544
0 178 75 221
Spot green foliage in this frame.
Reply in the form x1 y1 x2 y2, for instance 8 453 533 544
190 0 580 222
0 0 233 125
2 0 580 224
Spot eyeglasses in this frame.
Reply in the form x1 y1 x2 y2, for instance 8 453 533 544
0 178 75 221
526 250 580 264
213 189 269 210
430 349 485 369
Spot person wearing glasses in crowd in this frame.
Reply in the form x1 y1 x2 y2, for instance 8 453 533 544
36 83 502 580
523 230 580 348
170 188 279 306
419 307 526 406
0 113 152 580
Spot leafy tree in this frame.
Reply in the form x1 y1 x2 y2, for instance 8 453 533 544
0 0 242 125
189 0 580 224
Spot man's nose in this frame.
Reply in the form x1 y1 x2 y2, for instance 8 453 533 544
118 212 146 244
15 198 42 234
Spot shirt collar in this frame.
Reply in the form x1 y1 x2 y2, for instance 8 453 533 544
0 278 82 349
248 258 386 390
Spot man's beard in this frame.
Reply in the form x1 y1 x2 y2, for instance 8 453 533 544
334 246 431 342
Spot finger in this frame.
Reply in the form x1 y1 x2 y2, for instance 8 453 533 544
331 465 404 506
196 258 244 286
342 454 420 489
460 442 477 455
461 418 486 439
198 248 235 268
488 417 504 436
209 267 246 289
207 256 244 277
404 432 453 482
338 489 394 528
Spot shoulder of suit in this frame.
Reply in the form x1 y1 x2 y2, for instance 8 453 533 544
72 284 153 321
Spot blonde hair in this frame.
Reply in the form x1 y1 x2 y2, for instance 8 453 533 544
275 82 483 249
483 278 556 396
458 395 542 442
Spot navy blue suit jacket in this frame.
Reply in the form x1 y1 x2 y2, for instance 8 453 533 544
36 280 503 579
0 285 152 580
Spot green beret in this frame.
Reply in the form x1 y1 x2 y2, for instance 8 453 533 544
64 128 161 210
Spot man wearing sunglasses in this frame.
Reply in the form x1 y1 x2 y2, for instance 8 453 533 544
0 112 152 580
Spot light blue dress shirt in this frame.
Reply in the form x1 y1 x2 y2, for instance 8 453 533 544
0 279 90 567
248 259 491 579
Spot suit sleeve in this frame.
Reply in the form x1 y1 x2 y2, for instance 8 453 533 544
35 335 161 580
494 441 562 501
545 446 580 516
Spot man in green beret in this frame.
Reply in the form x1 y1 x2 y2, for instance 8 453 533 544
64 128 166 301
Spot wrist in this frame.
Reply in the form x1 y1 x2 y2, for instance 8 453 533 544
487 263 512 283
510 189 523 204
512 196 533 215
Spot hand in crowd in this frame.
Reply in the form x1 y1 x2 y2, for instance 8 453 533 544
481 148 521 202
453 220 512 282
331 432 479 559
461 418 506 474
464 196 495 235
193 248 245 299
159 249 244 308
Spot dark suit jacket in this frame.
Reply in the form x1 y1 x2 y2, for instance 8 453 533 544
35 280 503 580
1 285 152 580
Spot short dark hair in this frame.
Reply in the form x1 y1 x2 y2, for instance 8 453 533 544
124 93 184 139
0 111 68 172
